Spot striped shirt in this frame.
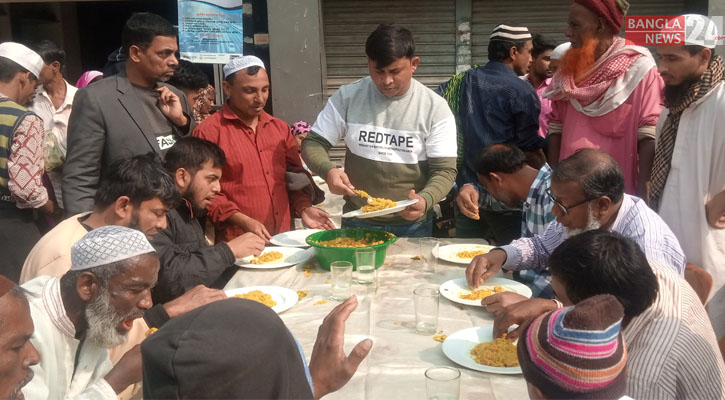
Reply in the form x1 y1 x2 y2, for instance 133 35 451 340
623 265 725 399
515 164 556 298
501 194 687 275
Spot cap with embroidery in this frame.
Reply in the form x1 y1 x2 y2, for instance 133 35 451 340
0 42 44 78
490 25 532 42
70 226 156 271
223 55 266 79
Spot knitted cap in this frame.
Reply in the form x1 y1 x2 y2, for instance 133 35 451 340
574 0 630 34
223 55 265 79
490 25 532 42
551 42 571 60
70 226 155 271
517 294 628 399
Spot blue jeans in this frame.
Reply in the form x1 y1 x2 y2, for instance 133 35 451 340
341 216 433 238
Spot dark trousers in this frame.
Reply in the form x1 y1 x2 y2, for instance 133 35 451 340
454 207 522 246
0 206 41 282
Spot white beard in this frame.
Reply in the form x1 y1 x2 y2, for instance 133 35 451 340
85 287 130 348
563 203 602 238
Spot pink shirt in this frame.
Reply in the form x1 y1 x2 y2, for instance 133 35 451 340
548 68 663 194
527 77 552 138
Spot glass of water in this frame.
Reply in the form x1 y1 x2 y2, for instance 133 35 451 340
425 366 460 400
355 249 376 286
330 261 353 300
414 285 439 335
419 237 439 272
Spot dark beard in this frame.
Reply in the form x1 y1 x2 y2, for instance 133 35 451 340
184 180 208 217
664 75 701 106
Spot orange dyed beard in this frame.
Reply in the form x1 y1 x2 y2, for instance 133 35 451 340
560 37 599 82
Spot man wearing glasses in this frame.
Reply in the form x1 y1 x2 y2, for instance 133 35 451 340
466 148 686 301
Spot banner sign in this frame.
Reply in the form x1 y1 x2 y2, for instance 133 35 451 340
178 0 244 63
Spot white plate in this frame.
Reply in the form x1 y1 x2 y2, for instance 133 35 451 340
235 247 315 269
270 229 322 247
342 198 419 219
442 326 522 374
225 286 298 313
439 277 533 307
434 243 493 264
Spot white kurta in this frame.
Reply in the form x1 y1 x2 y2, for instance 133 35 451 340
657 81 725 339
21 276 117 400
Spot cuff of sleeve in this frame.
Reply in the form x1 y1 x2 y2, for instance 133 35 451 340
95 379 119 398
318 161 337 181
143 304 171 329
418 192 434 213
637 125 656 141
547 122 563 136
218 242 236 265
499 245 521 270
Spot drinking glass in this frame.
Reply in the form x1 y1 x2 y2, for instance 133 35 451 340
425 366 460 400
414 286 439 334
419 237 439 272
355 249 376 286
330 261 353 300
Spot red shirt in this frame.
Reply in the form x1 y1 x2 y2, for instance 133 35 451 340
193 105 310 240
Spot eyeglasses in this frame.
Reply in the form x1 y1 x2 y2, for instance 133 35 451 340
545 188 594 215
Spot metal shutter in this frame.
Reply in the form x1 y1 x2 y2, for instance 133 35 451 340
471 0 686 66
322 0 456 97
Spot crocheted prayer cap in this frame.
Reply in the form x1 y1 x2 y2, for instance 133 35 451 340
517 294 628 399
70 226 155 271
223 55 266 79
0 42 44 78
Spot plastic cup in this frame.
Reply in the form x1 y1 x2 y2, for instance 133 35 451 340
414 286 439 334
425 366 461 400
355 249 376 286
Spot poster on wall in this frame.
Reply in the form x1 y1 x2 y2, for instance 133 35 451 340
177 0 244 64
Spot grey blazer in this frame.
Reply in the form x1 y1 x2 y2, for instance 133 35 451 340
62 72 194 214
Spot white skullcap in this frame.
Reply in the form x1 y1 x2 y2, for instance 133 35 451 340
0 42 44 78
678 15 719 49
70 226 156 271
490 24 532 41
551 42 571 60
223 55 266 79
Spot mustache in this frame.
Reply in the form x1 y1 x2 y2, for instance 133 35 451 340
10 370 34 399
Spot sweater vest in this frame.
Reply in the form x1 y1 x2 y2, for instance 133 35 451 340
0 98 35 200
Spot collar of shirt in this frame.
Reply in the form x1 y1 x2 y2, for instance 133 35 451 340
36 80 77 111
41 276 76 338
483 61 519 78
525 76 552 91
179 197 195 220
609 194 635 232
523 163 553 209
221 103 272 130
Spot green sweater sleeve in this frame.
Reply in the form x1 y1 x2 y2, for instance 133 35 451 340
418 157 457 213
301 131 337 179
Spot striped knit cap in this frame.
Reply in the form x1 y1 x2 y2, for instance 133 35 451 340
517 294 628 399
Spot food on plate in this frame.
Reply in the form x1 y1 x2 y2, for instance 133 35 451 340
470 335 519 367
250 251 284 264
354 190 398 212
458 285 506 300
456 249 487 258
314 235 384 248
233 290 277 307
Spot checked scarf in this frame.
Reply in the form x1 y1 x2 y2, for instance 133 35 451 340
649 55 724 210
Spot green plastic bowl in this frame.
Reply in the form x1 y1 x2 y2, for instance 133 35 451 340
306 228 397 271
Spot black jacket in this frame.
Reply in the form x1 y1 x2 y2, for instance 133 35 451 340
151 199 236 304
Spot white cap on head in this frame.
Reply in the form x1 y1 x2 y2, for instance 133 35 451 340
551 42 571 60
70 226 156 271
0 42 44 78
490 24 532 41
223 55 265 79
678 15 719 49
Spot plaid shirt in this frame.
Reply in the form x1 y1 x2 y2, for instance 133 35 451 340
514 164 555 298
